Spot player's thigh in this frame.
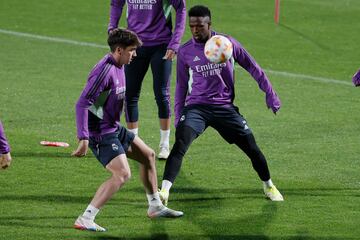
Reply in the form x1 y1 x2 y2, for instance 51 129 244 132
178 106 208 135
212 107 252 143
126 136 155 165
89 133 126 167
105 154 131 177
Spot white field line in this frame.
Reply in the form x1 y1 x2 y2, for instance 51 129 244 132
0 28 108 49
0 28 352 86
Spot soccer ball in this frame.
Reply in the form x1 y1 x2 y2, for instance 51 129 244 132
204 35 233 63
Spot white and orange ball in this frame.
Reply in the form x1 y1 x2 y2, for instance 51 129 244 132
204 35 233 63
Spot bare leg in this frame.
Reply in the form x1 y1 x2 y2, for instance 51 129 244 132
127 136 157 194
159 118 170 131
90 154 131 209
127 121 138 130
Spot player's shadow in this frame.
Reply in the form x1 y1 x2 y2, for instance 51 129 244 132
12 151 74 159
0 215 74 229
279 23 331 51
0 194 92 203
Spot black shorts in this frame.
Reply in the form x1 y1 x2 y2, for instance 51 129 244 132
177 104 252 144
89 126 135 167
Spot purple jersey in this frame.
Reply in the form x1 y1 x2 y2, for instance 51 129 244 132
75 54 127 139
175 31 281 125
0 121 10 154
108 0 186 51
353 69 360 86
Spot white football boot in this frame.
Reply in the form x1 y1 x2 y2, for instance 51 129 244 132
74 215 106 232
147 205 183 218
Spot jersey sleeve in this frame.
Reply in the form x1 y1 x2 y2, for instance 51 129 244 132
75 67 110 139
174 49 189 127
108 0 126 33
231 37 281 112
168 0 186 52
0 121 10 154
352 69 360 86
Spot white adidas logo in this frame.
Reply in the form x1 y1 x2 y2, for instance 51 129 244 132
193 56 200 62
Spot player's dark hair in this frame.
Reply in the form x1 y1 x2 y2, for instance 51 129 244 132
188 5 211 20
107 28 142 52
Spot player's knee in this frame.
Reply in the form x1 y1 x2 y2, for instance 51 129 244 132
144 149 156 167
113 168 131 184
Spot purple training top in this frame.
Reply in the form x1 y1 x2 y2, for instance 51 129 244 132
174 31 281 126
352 69 360 86
75 54 127 139
108 0 186 51
0 121 10 154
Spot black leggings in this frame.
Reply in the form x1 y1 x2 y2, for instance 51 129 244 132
163 125 271 183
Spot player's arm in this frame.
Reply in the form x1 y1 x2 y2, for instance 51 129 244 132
174 49 189 127
232 38 281 114
108 0 126 33
0 121 12 169
352 69 360 87
72 71 107 157
164 0 186 60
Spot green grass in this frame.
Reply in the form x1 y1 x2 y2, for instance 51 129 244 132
0 0 359 239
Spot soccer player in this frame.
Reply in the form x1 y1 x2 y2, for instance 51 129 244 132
108 0 186 159
0 121 12 169
72 28 183 232
353 69 360 86
159 5 284 205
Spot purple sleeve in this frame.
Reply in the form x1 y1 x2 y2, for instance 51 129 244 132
0 121 10 154
352 69 360 87
75 72 109 139
231 38 281 113
174 49 189 127
167 0 186 52
108 0 126 33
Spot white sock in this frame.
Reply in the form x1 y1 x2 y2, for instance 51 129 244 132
128 128 138 136
146 192 163 207
159 129 170 147
161 180 173 192
263 179 274 188
82 204 99 220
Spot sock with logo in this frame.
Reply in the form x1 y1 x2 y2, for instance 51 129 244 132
146 192 163 207
82 204 99 220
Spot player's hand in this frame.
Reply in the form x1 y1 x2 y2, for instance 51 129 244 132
0 152 12 169
72 139 89 157
163 49 176 61
352 70 360 87
266 93 281 114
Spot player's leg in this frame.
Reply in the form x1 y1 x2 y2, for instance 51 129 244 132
160 106 206 205
233 134 284 201
125 46 151 135
149 44 172 159
159 125 198 205
126 136 183 218
213 106 283 201
74 134 132 232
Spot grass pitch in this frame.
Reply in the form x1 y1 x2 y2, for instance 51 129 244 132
0 0 359 239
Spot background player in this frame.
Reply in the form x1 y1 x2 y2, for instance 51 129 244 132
108 0 186 159
0 121 12 169
353 69 360 86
